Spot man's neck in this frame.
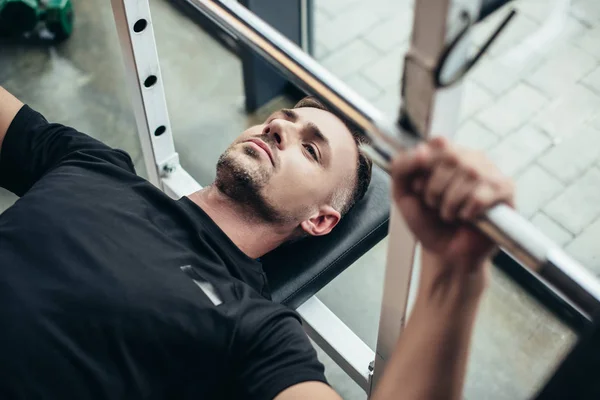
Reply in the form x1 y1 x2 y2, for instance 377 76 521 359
188 186 293 259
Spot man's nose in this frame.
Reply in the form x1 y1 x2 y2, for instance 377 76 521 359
263 119 294 150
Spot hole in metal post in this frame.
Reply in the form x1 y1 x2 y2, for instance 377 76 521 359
154 125 166 136
144 75 157 88
133 19 147 33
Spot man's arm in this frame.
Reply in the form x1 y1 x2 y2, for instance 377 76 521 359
275 382 342 400
370 251 486 400
0 86 135 196
277 259 485 400
0 86 25 153
372 137 512 400
278 137 513 400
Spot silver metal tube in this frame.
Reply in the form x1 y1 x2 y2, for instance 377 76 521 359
297 296 374 392
189 0 600 316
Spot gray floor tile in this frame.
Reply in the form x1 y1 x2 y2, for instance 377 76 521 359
460 80 494 123
588 112 600 132
362 12 412 53
315 6 332 25
464 268 575 399
516 0 554 23
318 238 388 349
316 3 385 52
361 45 407 91
371 90 401 118
515 165 564 218
573 25 600 60
519 1 589 41
581 65 600 94
343 73 383 101
314 40 332 59
488 125 551 176
315 0 362 17
321 39 381 80
571 0 600 27
475 83 548 136
538 124 600 184
566 216 600 274
531 212 574 247
354 0 412 20
455 120 499 150
534 84 600 140
525 43 597 98
544 167 600 234
469 55 542 97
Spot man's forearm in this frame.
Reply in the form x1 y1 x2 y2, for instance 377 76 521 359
371 251 486 400
0 86 25 152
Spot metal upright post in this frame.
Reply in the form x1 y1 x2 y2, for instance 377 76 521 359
110 0 178 187
370 0 480 392
110 0 201 198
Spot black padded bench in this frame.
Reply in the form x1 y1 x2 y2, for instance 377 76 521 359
262 167 391 309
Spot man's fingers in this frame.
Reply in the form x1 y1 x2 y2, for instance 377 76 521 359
440 172 478 222
412 176 426 194
392 137 453 178
392 144 433 177
460 170 515 220
393 138 514 221
424 158 458 209
459 181 504 220
392 144 437 198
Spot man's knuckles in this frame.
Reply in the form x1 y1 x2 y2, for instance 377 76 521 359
393 141 514 209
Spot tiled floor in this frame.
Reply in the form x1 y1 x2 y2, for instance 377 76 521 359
0 0 592 398
314 0 600 275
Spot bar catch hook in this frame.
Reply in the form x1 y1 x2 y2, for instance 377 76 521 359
434 8 517 88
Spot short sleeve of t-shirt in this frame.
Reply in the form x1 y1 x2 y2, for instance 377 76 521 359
0 105 135 196
234 300 328 400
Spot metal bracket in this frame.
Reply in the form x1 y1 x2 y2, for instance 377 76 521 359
368 360 375 395
159 153 181 177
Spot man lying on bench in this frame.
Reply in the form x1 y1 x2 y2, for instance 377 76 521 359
0 86 513 399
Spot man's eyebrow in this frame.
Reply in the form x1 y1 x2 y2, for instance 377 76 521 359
281 108 331 154
306 121 330 148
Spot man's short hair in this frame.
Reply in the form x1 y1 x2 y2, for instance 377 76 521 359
294 96 373 217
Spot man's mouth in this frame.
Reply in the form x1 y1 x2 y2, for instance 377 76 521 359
245 139 274 166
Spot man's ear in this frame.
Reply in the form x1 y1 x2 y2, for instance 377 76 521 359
300 206 341 237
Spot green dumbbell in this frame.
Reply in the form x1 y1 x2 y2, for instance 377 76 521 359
41 0 73 42
0 0 40 36
0 0 73 41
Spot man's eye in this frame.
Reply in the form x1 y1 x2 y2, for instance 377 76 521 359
304 144 318 161
281 109 295 119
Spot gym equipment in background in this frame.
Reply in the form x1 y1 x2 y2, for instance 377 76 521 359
0 0 73 42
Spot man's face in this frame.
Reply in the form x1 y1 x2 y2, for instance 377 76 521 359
215 106 358 233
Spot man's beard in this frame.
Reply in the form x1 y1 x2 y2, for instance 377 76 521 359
215 142 289 224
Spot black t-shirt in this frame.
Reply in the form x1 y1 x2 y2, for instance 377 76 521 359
0 106 326 399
